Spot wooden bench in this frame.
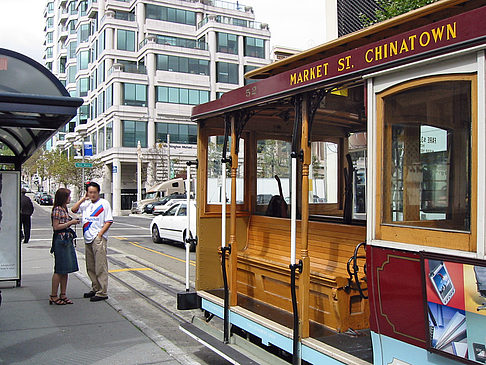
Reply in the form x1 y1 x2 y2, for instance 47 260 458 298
237 215 368 333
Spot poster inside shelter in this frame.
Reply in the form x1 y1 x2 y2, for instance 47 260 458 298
0 171 19 280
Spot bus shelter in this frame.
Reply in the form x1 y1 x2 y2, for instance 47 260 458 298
0 48 83 286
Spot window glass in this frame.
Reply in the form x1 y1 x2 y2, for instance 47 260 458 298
67 65 77 84
98 128 105 152
106 122 113 149
207 136 245 204
145 4 195 25
255 139 291 214
157 54 209 76
244 37 265 58
309 141 338 204
77 77 89 97
69 41 77 59
122 120 147 147
244 65 258 85
78 23 90 43
117 29 135 51
156 86 208 105
165 204 178 216
123 83 147 106
156 122 197 145
217 62 239 84
106 84 113 108
217 33 238 54
78 50 90 69
177 204 187 216
382 80 472 232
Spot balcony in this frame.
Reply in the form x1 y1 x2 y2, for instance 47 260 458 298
108 63 147 76
139 35 208 52
87 0 98 18
197 15 268 30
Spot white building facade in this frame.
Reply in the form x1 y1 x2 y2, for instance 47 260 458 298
43 0 271 215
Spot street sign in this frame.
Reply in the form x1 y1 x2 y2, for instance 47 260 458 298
84 142 93 157
75 162 93 168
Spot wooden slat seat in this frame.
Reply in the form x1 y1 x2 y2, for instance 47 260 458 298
237 215 369 333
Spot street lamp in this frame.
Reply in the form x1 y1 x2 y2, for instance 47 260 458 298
137 140 142 202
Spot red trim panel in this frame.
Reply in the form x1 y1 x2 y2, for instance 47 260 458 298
367 245 427 348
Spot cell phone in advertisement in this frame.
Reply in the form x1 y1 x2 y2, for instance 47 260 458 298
429 262 456 305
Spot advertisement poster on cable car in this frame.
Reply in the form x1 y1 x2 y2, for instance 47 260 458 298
424 256 486 364
0 171 20 281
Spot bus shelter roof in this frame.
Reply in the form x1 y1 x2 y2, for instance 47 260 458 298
0 48 83 167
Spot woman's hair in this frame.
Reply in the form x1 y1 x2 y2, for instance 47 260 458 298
53 188 71 212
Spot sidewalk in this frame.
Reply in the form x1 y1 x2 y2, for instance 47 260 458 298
0 244 179 365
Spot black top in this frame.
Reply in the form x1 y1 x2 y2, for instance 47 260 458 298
20 194 34 216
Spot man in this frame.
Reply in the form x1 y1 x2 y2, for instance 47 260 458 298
72 182 113 302
20 188 34 243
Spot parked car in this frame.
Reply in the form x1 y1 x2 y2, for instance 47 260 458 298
152 194 187 215
131 178 185 213
34 192 44 203
39 194 53 205
150 201 196 251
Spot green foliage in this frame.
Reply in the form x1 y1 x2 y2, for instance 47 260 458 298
360 0 440 27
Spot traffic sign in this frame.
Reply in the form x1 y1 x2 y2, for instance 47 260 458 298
75 162 93 168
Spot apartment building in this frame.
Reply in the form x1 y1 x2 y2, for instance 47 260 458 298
43 0 271 215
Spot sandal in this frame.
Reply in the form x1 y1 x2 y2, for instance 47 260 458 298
49 295 66 305
59 293 73 304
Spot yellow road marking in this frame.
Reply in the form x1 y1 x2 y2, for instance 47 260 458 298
128 241 196 266
109 268 152 273
114 236 128 240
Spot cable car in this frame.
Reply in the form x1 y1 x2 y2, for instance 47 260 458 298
180 1 486 364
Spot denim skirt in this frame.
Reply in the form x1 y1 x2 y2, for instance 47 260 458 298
53 235 79 274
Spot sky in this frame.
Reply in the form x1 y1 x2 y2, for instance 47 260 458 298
0 0 327 64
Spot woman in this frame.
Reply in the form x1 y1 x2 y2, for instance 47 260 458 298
50 188 80 305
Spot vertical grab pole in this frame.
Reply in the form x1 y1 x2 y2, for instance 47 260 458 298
290 96 303 365
221 116 231 344
185 163 191 292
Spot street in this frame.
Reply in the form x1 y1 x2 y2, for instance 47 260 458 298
26 198 229 365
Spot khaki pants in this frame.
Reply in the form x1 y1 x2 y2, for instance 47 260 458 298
85 236 108 297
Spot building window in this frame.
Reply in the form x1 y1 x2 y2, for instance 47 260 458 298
216 62 239 84
106 84 113 109
156 55 209 76
78 23 90 44
59 57 67 73
153 34 207 50
47 2 54 13
122 121 147 148
97 61 105 86
46 62 53 71
244 65 258 85
156 86 209 105
78 50 90 69
46 47 53 59
122 83 147 107
68 1 77 15
106 122 113 149
46 17 54 29
146 4 196 26
117 29 135 51
79 105 89 124
91 132 97 155
46 32 53 44
69 41 77 59
67 65 76 84
77 77 89 97
98 30 105 55
79 0 88 16
244 37 265 58
216 92 225 99
156 122 197 144
217 32 238 54
69 20 77 34
98 128 105 152
97 92 105 115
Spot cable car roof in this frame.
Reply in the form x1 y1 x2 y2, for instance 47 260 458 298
0 48 83 166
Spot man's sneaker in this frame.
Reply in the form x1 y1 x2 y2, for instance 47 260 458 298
83 291 96 298
90 296 108 302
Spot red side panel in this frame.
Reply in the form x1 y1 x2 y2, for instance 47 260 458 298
367 245 427 348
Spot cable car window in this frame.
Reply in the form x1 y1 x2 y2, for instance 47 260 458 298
206 136 245 204
255 139 291 216
309 141 339 205
382 80 472 232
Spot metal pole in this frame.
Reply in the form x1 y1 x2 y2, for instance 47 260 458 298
167 133 171 179
290 156 297 266
221 161 226 249
185 163 191 291
137 140 142 202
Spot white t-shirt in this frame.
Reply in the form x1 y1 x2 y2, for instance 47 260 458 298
79 198 113 243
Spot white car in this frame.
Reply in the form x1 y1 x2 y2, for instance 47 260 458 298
150 201 197 251
152 198 185 215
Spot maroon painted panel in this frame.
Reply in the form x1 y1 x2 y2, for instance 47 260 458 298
367 245 427 348
193 5 486 119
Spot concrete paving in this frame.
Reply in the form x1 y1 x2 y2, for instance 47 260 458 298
0 244 180 365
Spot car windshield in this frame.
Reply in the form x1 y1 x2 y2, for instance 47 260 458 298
144 192 157 200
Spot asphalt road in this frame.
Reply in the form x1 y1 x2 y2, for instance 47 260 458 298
26 197 229 365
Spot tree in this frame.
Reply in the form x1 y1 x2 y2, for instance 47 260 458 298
360 0 440 26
